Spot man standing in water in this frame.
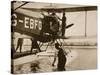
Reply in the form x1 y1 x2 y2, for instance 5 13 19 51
52 43 67 71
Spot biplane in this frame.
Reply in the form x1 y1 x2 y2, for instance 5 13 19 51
11 1 97 59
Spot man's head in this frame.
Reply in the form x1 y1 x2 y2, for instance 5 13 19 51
51 12 56 15
63 12 65 16
55 43 60 49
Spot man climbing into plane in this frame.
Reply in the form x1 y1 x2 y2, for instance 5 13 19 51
30 38 41 54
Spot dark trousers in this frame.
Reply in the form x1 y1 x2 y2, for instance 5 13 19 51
30 41 41 53
62 27 65 36
57 58 66 71
16 38 23 53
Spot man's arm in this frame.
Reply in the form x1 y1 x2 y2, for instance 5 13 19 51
56 15 62 21
52 52 57 66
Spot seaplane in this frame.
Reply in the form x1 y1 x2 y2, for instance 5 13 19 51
11 1 74 59
11 2 97 73
11 1 97 59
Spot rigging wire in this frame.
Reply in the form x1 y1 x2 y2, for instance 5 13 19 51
14 2 29 11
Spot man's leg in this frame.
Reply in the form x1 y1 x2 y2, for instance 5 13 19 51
62 28 65 36
15 42 20 52
37 47 41 52
30 45 33 53
61 58 67 71
19 42 23 53
37 44 41 52
57 61 66 71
